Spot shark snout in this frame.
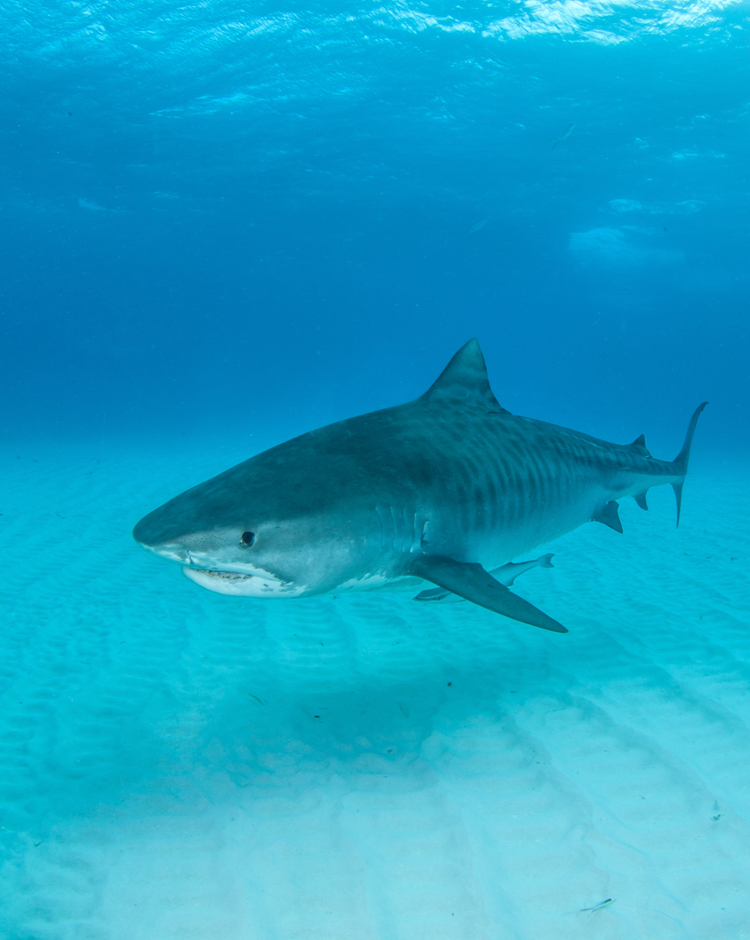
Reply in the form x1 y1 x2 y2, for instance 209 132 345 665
132 507 233 566
133 534 192 566
132 514 183 559
133 531 229 570
132 511 175 551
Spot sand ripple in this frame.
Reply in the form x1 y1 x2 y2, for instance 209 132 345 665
0 445 748 938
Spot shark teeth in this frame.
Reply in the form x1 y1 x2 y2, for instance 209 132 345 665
182 566 305 597
189 569 253 582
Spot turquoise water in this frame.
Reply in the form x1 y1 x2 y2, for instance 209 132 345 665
2 443 749 937
1 1 749 936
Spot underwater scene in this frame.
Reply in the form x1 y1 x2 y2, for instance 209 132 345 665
1 0 749 937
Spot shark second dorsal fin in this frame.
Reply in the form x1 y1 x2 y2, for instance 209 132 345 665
628 433 651 457
423 339 510 412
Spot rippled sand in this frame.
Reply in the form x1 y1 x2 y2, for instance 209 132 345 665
1 441 748 939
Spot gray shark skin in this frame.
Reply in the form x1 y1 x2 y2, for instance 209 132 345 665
415 553 555 603
133 340 707 633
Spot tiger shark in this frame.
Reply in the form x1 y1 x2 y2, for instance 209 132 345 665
133 340 706 633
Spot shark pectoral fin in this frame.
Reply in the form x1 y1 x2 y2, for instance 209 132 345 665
414 552 555 602
592 500 623 533
633 491 649 511
409 555 567 633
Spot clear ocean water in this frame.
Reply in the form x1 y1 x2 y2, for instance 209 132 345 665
1 2 749 938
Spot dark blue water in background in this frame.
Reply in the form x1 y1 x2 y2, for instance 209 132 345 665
1 0 747 457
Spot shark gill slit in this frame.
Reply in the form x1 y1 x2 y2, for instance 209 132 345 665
420 519 430 546
410 511 419 553
388 504 398 552
375 504 386 551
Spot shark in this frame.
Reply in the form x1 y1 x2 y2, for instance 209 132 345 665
415 553 555 604
133 340 706 634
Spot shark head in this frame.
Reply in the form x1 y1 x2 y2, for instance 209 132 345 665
132 443 386 598
132 339 503 602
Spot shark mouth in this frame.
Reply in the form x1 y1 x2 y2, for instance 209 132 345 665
182 567 305 597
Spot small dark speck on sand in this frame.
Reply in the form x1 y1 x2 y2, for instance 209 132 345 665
579 898 614 913
447 682 452 686
712 814 722 821
313 715 320 719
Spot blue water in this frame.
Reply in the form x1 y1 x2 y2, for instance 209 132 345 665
2 0 748 453
1 2 749 938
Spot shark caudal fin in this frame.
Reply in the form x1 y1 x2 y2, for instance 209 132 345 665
671 402 708 527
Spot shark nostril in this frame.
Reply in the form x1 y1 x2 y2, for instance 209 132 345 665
240 531 255 547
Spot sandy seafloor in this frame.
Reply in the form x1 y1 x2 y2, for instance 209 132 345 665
1 437 749 940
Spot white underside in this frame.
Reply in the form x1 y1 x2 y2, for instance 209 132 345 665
182 566 426 598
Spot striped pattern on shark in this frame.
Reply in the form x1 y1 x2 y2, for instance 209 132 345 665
133 340 706 634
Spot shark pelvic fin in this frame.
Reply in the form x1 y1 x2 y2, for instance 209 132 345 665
593 500 623 533
414 553 555 603
423 339 510 413
633 491 649 511
408 554 567 633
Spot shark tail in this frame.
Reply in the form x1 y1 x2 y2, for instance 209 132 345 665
671 402 708 527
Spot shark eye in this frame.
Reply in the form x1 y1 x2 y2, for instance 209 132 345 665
240 531 255 547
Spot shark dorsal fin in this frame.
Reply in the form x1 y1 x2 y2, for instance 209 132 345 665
423 339 509 412
628 433 651 457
